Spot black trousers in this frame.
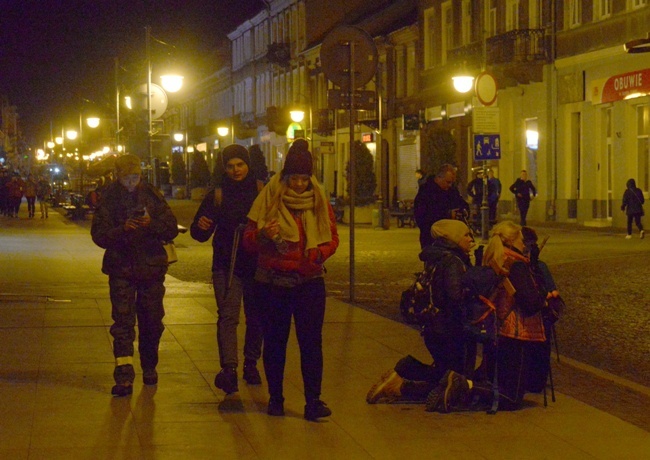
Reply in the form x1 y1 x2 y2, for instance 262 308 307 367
516 198 530 226
256 277 326 403
627 214 643 235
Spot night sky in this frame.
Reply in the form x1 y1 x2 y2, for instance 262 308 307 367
0 0 265 144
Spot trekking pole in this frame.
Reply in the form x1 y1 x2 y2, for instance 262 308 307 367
227 224 246 291
548 353 556 403
552 323 560 363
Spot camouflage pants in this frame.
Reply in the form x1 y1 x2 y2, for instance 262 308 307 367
109 276 166 383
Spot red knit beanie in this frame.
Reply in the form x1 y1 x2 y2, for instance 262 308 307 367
282 139 313 177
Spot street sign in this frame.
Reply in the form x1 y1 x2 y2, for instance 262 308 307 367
327 89 376 110
473 106 500 133
474 134 501 160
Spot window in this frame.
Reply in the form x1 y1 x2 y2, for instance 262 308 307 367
461 0 472 45
638 105 650 192
441 1 452 64
529 0 541 28
406 43 416 97
486 0 497 37
633 0 648 9
506 0 520 31
423 7 436 69
395 46 405 98
568 0 581 28
595 0 612 19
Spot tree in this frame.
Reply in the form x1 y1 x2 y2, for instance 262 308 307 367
346 141 377 206
190 151 210 188
171 153 186 185
420 125 457 177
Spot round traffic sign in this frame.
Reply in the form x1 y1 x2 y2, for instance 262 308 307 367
475 71 498 106
320 25 377 91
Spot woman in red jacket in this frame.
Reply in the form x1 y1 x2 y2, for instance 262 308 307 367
243 139 339 421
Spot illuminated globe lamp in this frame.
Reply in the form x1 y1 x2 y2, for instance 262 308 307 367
217 126 229 137
160 74 184 93
66 130 78 141
290 109 305 123
173 132 185 143
452 74 475 94
86 117 100 129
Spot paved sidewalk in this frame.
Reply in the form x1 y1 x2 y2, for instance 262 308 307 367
0 210 649 459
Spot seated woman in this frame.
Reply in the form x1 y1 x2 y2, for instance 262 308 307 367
366 219 475 404
430 221 548 413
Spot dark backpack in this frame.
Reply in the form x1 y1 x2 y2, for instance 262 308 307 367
462 265 502 344
400 264 441 325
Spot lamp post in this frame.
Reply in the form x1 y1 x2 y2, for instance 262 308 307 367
144 26 184 188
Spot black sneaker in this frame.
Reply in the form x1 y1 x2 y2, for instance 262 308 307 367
214 367 238 394
304 399 332 421
424 382 445 412
243 363 262 385
143 369 158 386
267 397 285 416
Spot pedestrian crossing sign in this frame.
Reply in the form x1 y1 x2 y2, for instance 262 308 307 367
474 134 501 160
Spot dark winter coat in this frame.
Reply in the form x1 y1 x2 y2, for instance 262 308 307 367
621 179 645 216
418 239 471 337
414 178 469 248
91 180 178 279
509 179 536 202
190 175 261 278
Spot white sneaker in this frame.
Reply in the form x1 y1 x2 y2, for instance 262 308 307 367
625 234 632 239
641 230 645 239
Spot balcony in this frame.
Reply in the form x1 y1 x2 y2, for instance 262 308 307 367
486 29 549 65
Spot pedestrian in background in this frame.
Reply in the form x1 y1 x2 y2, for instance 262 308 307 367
487 169 501 224
243 139 339 421
24 174 37 219
6 173 24 218
91 154 178 397
414 164 469 249
37 175 52 218
509 170 536 226
190 144 264 395
0 169 9 216
467 171 484 229
621 178 645 239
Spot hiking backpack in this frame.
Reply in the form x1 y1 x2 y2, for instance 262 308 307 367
399 264 440 325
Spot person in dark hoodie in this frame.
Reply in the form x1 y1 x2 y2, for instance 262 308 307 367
190 144 265 395
621 178 645 239
366 219 474 405
91 154 179 396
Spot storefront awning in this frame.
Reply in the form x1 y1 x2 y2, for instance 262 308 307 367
591 68 650 104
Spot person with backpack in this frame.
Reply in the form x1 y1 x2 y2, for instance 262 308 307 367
621 178 645 239
429 221 548 413
366 219 475 405
190 144 265 395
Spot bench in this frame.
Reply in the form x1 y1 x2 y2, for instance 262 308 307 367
390 200 415 228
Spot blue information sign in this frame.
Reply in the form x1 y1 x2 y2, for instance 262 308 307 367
474 134 501 160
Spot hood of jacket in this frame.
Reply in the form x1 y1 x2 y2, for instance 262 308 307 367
419 238 470 266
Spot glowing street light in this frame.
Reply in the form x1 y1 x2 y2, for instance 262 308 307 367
217 126 229 137
452 75 475 93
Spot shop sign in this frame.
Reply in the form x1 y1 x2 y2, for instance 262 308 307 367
592 68 650 104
